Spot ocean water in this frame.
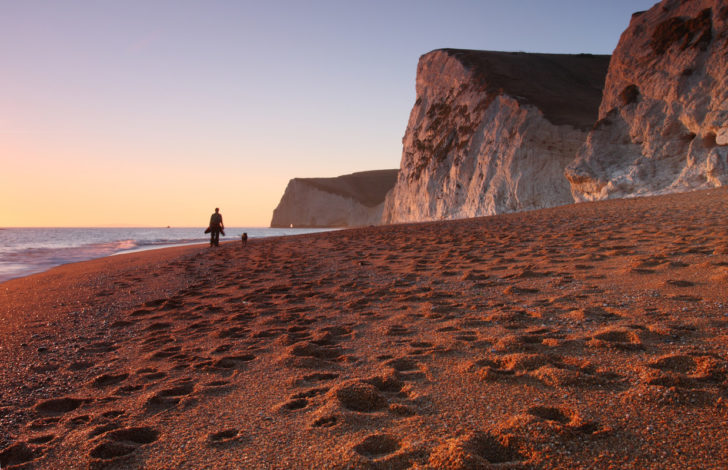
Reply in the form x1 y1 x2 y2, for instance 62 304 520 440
0 227 333 283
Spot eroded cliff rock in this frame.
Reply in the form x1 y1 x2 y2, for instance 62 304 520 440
270 170 398 227
382 49 610 223
566 0 728 200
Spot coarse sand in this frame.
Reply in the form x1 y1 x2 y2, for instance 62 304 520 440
1 189 727 469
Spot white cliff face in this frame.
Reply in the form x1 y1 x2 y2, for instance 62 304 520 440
383 49 609 224
270 170 398 227
271 180 383 227
567 0 728 201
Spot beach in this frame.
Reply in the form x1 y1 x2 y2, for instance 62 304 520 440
1 189 727 469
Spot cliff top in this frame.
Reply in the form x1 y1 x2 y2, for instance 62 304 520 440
435 48 611 129
293 169 399 207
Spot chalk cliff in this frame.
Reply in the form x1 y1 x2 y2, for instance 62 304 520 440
382 49 610 223
270 170 398 227
566 0 728 200
274 1 728 227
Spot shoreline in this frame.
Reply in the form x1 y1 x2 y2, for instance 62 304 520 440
0 242 210 286
1 189 727 469
0 227 337 285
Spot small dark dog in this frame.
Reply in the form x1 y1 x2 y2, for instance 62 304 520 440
241 232 248 247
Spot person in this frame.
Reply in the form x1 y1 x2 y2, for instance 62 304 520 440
241 232 248 247
208 208 224 247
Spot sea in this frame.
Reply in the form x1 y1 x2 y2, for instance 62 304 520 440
0 227 333 284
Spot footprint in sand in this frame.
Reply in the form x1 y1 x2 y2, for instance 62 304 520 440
330 380 388 412
129 308 155 318
63 415 90 430
508 405 605 438
644 371 700 389
88 426 159 461
648 354 698 374
144 321 173 332
659 354 725 381
407 341 434 355
492 333 547 353
311 415 338 428
143 297 179 311
115 384 145 396
0 442 41 468
198 379 234 396
34 397 89 416
454 330 479 342
527 405 573 424
186 321 213 334
68 360 95 371
144 380 195 410
217 326 248 339
280 341 343 369
147 346 182 360
98 410 125 420
136 367 167 381
385 324 413 336
27 434 55 445
206 428 244 446
287 325 309 334
641 353 727 393
503 286 539 295
428 431 524 469
353 434 400 459
384 357 419 372
586 327 644 351
110 320 134 329
278 397 309 411
383 357 427 382
88 422 122 439
294 372 340 387
291 387 330 400
90 372 129 388
212 353 256 371
565 306 620 323
26 416 61 431
472 353 624 390
667 294 702 302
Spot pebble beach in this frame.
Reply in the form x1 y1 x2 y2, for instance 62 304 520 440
1 189 728 469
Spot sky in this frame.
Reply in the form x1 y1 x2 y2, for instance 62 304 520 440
0 0 658 227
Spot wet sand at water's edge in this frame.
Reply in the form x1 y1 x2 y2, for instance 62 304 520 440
1 189 727 469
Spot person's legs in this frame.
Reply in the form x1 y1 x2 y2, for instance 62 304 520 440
213 230 220 246
210 230 216 246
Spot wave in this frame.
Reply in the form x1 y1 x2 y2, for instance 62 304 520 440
0 227 335 283
132 237 205 248
0 237 203 283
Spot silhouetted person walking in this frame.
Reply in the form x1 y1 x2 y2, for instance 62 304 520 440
208 208 224 247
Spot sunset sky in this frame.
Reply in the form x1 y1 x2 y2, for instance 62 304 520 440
0 0 656 227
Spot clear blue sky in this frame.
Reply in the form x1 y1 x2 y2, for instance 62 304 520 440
0 0 657 226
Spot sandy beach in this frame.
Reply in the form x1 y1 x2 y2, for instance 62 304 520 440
1 189 727 469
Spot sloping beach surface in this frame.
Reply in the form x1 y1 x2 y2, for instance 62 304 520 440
2 189 728 469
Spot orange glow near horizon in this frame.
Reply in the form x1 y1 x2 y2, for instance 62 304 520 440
0 137 288 228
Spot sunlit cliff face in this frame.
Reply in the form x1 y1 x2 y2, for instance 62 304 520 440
383 49 610 224
567 0 728 201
